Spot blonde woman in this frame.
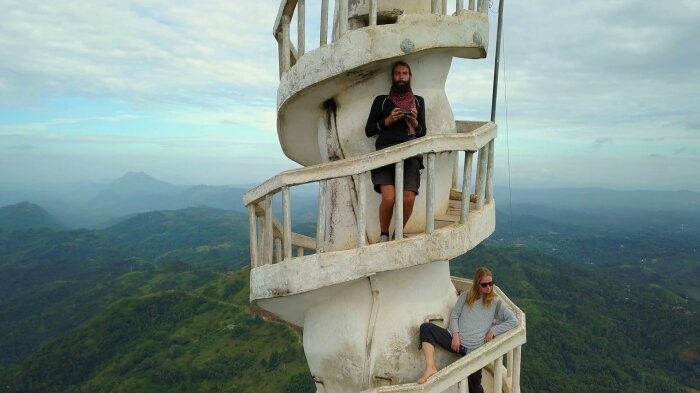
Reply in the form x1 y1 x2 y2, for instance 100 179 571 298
417 267 517 391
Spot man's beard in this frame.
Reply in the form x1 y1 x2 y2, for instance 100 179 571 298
391 80 411 94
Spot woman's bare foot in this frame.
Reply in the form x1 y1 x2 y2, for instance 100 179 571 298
417 367 438 384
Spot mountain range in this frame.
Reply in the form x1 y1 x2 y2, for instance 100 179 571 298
0 204 696 392
3 172 700 230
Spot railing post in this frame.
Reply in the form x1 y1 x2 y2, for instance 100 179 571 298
452 152 459 190
320 0 329 46
369 0 377 26
469 0 475 11
493 355 503 393
248 205 258 268
457 0 465 12
264 195 274 265
478 0 488 13
281 15 291 73
512 345 522 393
486 140 495 203
457 378 467 393
274 238 282 263
297 246 305 257
282 186 292 260
431 0 440 14
337 0 348 37
507 349 514 378
256 215 264 264
317 180 327 253
298 0 305 56
394 161 404 239
475 146 488 210
442 0 448 14
425 153 436 234
460 151 473 224
356 173 367 247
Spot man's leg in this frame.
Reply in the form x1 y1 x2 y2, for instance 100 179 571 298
401 157 421 231
402 190 416 227
379 184 395 234
418 323 454 384
467 369 484 393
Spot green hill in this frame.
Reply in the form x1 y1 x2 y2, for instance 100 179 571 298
0 202 63 231
0 269 313 393
103 206 250 268
451 246 697 392
0 205 697 392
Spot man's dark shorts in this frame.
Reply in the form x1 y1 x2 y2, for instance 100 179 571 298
371 157 421 195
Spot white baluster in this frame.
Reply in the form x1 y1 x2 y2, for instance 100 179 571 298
460 151 473 224
317 180 327 253
264 195 273 265
512 345 522 393
281 15 291 73
394 161 404 239
248 205 258 268
493 355 503 393
369 0 377 26
486 140 495 204
298 0 305 56
356 173 367 247
282 186 292 260
320 0 329 45
425 153 436 234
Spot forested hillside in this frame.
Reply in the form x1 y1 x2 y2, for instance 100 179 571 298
0 203 697 392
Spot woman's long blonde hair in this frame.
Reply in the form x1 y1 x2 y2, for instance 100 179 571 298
466 267 496 308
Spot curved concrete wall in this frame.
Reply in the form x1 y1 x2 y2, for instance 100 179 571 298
302 260 458 391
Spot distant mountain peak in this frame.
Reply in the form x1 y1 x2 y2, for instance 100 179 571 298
113 171 164 185
107 172 180 195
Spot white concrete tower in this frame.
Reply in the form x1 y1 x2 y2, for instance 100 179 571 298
244 1 526 392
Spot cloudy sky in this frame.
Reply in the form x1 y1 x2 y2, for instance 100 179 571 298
1 0 698 191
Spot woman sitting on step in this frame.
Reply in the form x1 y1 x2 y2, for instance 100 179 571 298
417 267 517 392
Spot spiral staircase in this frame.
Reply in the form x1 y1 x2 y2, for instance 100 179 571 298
244 1 526 391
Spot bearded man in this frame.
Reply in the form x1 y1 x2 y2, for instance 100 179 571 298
364 61 427 242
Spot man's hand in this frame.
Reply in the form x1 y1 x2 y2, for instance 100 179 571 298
484 329 494 343
451 333 460 352
384 107 404 126
406 108 419 129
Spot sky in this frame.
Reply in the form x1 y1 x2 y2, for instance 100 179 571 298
1 0 699 192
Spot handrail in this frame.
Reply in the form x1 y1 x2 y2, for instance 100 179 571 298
363 280 526 393
273 0 490 76
245 120 496 268
244 121 495 206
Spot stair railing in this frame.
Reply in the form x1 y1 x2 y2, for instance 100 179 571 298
244 121 496 268
362 279 525 393
273 0 490 76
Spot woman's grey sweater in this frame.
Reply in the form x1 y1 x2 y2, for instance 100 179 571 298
448 292 518 352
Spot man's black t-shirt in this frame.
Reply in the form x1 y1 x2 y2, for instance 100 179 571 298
365 95 427 151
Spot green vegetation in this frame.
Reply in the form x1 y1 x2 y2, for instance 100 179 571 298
452 246 697 392
0 202 63 231
0 203 697 392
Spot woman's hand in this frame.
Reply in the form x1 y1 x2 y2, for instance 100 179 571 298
451 333 461 352
384 108 404 126
484 329 495 343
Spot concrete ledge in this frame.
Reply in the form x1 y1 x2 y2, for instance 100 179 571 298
250 202 495 301
278 11 489 108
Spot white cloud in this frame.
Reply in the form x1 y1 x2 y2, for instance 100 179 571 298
0 1 280 108
0 114 139 135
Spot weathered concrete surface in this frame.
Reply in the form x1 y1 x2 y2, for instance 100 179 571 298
261 261 462 392
277 11 489 166
250 201 495 301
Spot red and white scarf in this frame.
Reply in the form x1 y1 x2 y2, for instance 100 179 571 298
389 88 417 138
